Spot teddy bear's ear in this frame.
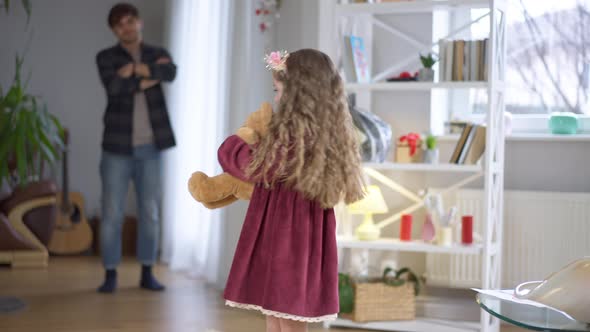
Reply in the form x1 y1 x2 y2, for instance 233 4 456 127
236 127 259 145
260 102 273 115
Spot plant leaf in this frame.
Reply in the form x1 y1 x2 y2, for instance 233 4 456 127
0 110 11 136
15 111 27 185
14 55 22 86
24 110 40 150
394 267 411 279
0 156 8 187
38 129 57 163
48 113 65 149
382 267 394 280
0 129 14 165
21 0 30 21
384 278 405 287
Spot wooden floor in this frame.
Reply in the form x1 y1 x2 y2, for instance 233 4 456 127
0 257 526 332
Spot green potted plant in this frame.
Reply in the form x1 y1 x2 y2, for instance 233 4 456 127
383 267 421 296
423 134 439 164
1 1 63 189
0 56 64 188
418 53 437 82
1 0 32 18
338 273 354 313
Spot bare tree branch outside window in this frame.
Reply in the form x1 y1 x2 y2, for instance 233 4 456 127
507 0 590 114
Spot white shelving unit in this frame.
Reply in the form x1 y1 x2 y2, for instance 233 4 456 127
346 81 489 91
363 162 482 173
439 133 590 142
337 236 484 255
336 0 492 15
319 1 507 332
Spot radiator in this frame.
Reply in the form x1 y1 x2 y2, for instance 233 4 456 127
425 189 590 288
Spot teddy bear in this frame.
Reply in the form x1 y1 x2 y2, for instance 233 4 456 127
187 102 272 209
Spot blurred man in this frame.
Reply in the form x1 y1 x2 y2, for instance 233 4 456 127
96 3 176 293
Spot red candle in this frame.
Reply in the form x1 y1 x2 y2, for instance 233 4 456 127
400 214 412 241
462 215 473 244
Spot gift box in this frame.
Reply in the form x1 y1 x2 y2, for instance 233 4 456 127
395 133 423 163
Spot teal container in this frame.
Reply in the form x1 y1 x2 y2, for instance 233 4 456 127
548 113 578 135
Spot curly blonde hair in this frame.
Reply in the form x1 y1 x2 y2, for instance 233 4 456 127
247 49 365 208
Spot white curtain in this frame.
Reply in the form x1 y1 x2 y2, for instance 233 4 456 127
161 0 233 283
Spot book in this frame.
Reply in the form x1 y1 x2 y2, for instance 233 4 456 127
469 40 477 81
437 38 490 82
453 40 465 81
463 40 469 81
350 35 371 83
477 40 485 81
438 40 446 82
445 40 454 81
449 123 473 163
458 124 478 164
483 38 490 81
463 125 487 164
343 36 357 82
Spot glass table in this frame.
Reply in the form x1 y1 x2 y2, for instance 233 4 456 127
477 293 590 331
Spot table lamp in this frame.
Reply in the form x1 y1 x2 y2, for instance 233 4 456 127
347 185 389 241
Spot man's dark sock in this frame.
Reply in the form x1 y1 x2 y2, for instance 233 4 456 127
140 265 165 291
98 269 117 293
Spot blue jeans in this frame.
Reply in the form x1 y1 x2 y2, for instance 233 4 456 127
100 144 162 269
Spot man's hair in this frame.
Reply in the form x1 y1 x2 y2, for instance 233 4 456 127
108 3 139 28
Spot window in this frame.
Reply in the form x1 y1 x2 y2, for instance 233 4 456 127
474 0 590 115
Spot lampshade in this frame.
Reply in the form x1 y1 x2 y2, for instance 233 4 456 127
347 185 389 215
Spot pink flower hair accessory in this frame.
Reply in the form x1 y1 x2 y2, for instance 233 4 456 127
264 50 289 72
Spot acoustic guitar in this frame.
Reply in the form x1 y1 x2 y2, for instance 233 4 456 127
48 130 93 254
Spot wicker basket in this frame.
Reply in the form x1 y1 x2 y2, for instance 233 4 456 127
341 279 416 322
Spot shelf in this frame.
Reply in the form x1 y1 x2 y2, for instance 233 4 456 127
327 317 480 332
336 0 491 15
346 81 488 91
337 236 483 255
363 162 482 173
439 133 590 142
507 133 590 142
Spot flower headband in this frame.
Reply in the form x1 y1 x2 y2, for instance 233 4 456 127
264 50 289 72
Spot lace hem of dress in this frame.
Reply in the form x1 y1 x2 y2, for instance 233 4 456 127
225 300 337 323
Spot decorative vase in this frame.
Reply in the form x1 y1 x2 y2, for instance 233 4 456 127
548 112 578 135
417 68 434 82
423 149 439 164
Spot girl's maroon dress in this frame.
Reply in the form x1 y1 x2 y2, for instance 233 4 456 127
219 135 339 322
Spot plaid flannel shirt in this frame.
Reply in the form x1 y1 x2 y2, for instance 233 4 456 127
96 43 177 154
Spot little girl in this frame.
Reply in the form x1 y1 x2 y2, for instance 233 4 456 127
219 49 364 332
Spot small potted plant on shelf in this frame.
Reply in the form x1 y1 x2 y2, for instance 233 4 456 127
423 134 439 164
418 53 437 82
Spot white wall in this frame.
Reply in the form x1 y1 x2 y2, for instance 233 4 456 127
0 0 167 217
276 0 319 51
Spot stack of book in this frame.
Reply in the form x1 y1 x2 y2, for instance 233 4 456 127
450 123 486 164
438 39 489 82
